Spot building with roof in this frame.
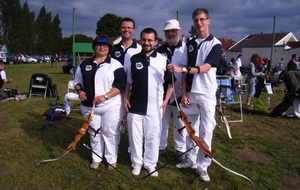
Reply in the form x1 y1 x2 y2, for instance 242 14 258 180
226 32 299 69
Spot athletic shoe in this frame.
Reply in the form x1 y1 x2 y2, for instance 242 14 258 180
90 162 101 170
131 164 142 176
196 170 210 182
107 163 116 170
176 160 197 169
145 167 158 177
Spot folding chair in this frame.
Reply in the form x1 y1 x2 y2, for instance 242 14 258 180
217 75 243 122
29 73 49 98
233 75 247 92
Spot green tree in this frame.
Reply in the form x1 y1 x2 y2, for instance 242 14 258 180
35 6 53 54
0 0 24 53
51 13 63 55
22 1 36 54
96 13 122 37
188 25 197 38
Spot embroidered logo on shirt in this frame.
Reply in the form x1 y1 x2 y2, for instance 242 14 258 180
115 51 121 58
188 45 194 52
136 62 143 70
85 65 92 71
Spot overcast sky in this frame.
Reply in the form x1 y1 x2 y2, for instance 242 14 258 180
20 0 300 42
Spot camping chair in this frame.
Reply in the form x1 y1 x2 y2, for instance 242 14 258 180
233 75 247 93
217 75 243 122
29 73 49 98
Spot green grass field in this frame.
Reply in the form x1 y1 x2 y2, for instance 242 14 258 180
0 62 299 190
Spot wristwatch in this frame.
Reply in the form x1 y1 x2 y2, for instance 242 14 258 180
104 94 109 100
181 67 187 73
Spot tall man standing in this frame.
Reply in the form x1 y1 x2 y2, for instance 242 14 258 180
124 28 174 177
111 17 142 65
167 8 221 182
156 19 187 160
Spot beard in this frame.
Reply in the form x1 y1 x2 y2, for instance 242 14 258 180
166 35 180 46
142 45 154 54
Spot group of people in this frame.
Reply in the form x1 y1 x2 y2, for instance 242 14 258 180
73 8 221 182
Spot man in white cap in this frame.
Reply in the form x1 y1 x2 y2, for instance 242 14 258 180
157 19 187 161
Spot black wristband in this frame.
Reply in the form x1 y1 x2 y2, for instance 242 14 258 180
195 66 201 73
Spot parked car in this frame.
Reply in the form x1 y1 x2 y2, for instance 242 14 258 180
62 57 76 75
25 55 38 63
0 52 7 63
19 54 28 63
30 54 44 63
43 55 50 62
7 53 20 64
61 54 71 61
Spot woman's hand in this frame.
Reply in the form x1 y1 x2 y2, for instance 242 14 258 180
78 90 87 101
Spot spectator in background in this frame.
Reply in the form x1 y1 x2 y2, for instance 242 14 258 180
0 63 13 100
55 54 59 68
278 58 284 70
236 54 243 70
51 55 55 68
156 19 187 160
245 54 264 106
287 54 300 71
217 50 230 75
254 57 266 98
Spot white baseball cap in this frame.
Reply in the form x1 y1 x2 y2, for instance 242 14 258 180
163 19 181 31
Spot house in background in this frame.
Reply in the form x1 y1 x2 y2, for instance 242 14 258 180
0 45 8 63
226 32 299 69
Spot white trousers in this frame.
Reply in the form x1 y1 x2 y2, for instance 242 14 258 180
63 92 80 114
294 98 300 118
185 92 216 172
160 105 187 152
127 112 161 169
81 104 124 164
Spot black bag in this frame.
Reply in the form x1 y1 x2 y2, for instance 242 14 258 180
240 66 249 75
43 108 63 120
3 88 19 98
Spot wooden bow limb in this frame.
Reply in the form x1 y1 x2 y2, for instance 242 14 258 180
67 104 95 150
178 109 213 158
215 107 232 139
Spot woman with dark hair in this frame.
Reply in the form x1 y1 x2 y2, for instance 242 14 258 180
74 35 126 170
245 54 264 105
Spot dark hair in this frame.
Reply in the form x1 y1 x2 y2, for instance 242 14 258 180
92 35 112 53
120 17 135 29
192 8 209 19
231 58 236 62
292 54 298 59
250 53 260 63
140 28 158 40
237 54 242 58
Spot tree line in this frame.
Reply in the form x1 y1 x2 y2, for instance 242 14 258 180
0 0 93 55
